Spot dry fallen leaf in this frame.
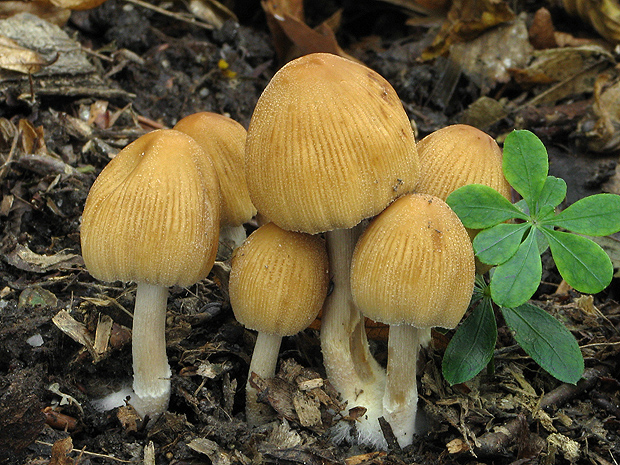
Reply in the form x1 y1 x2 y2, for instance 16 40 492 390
262 0 357 63
5 243 82 273
48 0 107 11
575 71 620 152
0 34 50 74
0 1 70 27
450 19 533 92
49 436 74 465
422 0 516 60
560 0 620 43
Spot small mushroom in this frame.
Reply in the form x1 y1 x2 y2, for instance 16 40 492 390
416 124 511 202
173 112 256 253
80 129 221 420
350 193 475 447
416 124 511 273
229 222 329 425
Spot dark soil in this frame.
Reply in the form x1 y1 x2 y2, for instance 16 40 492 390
0 1 619 464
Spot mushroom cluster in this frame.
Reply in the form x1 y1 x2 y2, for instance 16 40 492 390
81 113 257 421
245 52 420 446
80 51 508 451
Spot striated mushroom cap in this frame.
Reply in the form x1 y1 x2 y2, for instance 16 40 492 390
174 112 256 227
351 193 475 329
416 124 511 201
230 222 329 336
245 52 419 234
80 129 221 288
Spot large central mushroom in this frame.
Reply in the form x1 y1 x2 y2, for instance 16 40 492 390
244 52 419 445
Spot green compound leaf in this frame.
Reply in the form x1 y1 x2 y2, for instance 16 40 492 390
474 222 530 266
490 231 542 308
503 130 549 209
537 176 566 211
549 194 620 236
447 184 527 229
541 228 613 294
443 298 497 385
501 304 584 384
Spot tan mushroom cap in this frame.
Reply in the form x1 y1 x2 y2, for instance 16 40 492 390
416 124 511 201
174 112 256 227
230 222 329 336
80 129 221 288
245 52 419 234
350 193 475 329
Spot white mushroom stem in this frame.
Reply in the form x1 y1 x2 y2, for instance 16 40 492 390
246 331 282 426
219 223 248 251
321 225 387 447
131 282 172 420
383 324 422 448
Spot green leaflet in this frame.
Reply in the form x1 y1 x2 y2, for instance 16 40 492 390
501 304 584 384
446 184 526 229
443 298 497 385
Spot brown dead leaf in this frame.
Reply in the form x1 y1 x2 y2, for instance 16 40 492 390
52 309 97 360
19 119 47 155
450 19 533 92
18 286 58 309
343 451 386 465
446 437 470 454
88 100 111 130
93 313 114 359
262 0 357 64
5 244 83 273
422 0 515 60
0 1 70 27
292 391 322 428
117 404 140 432
560 0 620 44
262 0 304 62
49 436 74 465
48 0 107 11
0 35 52 74
575 71 620 151
187 437 233 465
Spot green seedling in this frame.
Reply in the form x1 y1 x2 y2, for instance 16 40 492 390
443 129 620 385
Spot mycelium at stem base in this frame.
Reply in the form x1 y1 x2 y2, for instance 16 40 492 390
130 282 172 420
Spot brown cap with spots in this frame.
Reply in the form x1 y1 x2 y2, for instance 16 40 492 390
245 53 419 234
351 193 475 329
